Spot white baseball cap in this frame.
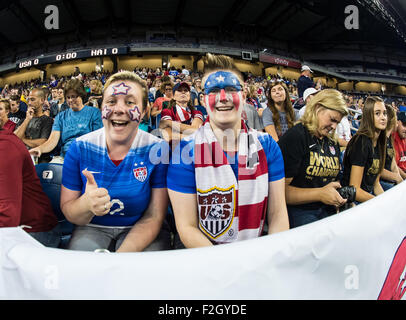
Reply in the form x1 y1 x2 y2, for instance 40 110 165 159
301 65 313 73
303 87 319 102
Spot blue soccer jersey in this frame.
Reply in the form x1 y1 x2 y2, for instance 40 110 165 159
62 128 169 227
167 132 285 194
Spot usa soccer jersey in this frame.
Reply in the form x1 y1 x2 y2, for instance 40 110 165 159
167 132 285 194
62 128 169 227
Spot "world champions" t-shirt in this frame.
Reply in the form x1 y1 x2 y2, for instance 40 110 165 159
278 123 341 210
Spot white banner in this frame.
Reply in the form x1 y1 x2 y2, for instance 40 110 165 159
0 182 405 300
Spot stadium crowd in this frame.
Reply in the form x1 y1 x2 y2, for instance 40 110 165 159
1 53 406 251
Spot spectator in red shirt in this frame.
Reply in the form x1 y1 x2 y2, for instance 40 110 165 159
159 81 203 145
0 99 16 133
150 81 173 118
0 116 60 247
393 110 406 180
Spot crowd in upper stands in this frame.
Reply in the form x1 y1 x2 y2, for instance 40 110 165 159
1 54 406 252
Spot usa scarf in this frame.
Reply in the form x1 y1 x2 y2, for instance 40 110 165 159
194 120 269 244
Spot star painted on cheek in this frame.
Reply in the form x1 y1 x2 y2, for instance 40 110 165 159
129 106 141 122
112 82 131 95
102 106 112 119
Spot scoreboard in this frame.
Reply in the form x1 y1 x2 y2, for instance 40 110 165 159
16 46 128 69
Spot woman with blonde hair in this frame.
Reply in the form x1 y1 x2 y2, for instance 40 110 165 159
246 84 262 111
278 89 349 228
60 71 170 252
88 79 103 109
262 81 296 141
341 96 387 202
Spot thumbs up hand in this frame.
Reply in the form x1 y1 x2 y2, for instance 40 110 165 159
82 169 112 216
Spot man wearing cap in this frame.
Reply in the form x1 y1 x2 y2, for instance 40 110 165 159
393 110 406 179
159 81 204 144
297 65 322 100
298 87 319 118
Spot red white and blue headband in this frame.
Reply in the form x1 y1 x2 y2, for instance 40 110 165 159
203 71 242 95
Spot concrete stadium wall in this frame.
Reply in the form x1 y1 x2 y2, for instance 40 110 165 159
169 55 193 71
118 55 162 71
0 69 42 86
355 82 382 93
45 59 100 78
394 85 406 95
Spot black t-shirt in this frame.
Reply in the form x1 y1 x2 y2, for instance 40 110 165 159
384 138 394 172
341 135 380 194
25 115 53 140
25 115 54 162
8 109 26 127
278 123 341 210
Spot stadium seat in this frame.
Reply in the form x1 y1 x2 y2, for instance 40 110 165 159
35 163 74 248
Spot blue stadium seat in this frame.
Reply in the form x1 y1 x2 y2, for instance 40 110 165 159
35 163 74 248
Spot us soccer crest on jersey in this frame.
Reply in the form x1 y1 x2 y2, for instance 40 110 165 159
133 162 148 182
197 186 237 241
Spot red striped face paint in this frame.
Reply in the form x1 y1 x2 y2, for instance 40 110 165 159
206 90 242 112
206 93 217 112
231 91 242 111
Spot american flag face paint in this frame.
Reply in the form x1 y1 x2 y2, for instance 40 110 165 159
204 71 243 112
203 71 242 95
205 89 243 112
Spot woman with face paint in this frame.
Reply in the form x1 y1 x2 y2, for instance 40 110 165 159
167 53 289 248
341 96 388 203
278 89 349 228
60 71 171 252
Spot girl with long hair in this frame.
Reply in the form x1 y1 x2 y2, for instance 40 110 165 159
379 105 403 190
262 81 296 141
341 96 387 202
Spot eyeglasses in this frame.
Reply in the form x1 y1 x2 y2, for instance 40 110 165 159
165 88 172 91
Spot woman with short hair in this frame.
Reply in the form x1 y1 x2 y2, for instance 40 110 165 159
0 99 16 133
60 71 170 252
